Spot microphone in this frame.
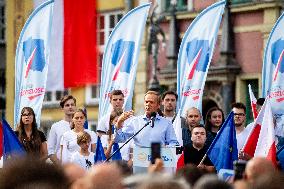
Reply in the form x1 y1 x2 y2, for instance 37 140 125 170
150 112 157 128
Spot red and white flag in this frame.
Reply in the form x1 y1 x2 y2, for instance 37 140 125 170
173 112 185 170
243 98 277 166
46 0 98 90
248 84 258 120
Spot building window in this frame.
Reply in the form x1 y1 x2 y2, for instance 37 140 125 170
164 0 188 12
43 90 69 104
86 84 100 105
0 0 5 44
88 121 98 132
231 0 253 5
86 11 123 105
97 11 123 47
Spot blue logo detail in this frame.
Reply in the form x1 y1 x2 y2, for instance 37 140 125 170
23 37 46 72
111 39 135 73
271 39 284 73
186 39 210 72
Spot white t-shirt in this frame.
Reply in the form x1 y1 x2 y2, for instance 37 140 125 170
101 135 133 161
47 120 71 158
236 123 254 152
61 129 97 163
97 113 111 133
70 151 95 170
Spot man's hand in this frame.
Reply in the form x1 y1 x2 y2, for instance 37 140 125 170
115 110 134 129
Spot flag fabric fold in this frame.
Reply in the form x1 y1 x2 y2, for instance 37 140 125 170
243 96 277 166
248 84 258 120
46 0 98 90
253 99 277 166
277 145 284 169
94 136 106 163
207 112 238 172
177 0 225 116
14 0 53 127
262 11 284 116
1 119 26 162
111 142 122 161
98 4 150 120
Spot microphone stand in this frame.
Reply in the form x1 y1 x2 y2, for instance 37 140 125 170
104 120 151 162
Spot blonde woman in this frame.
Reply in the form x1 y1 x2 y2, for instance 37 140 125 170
60 109 97 163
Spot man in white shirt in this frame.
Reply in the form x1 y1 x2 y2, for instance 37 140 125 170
97 90 125 135
161 90 188 128
232 102 252 154
47 95 76 164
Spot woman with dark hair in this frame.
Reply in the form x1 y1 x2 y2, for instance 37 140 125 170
60 108 97 163
205 107 225 139
15 107 48 160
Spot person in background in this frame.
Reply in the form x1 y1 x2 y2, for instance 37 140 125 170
204 107 225 143
183 125 215 172
15 107 47 160
97 90 125 136
161 90 188 128
70 131 95 170
48 95 77 164
232 103 252 153
60 109 97 163
182 107 202 146
103 109 133 165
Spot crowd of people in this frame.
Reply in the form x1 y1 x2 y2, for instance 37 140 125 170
1 89 283 188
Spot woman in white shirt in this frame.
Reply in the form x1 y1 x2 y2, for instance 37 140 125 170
60 108 97 163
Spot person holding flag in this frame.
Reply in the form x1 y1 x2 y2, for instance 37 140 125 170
183 125 214 172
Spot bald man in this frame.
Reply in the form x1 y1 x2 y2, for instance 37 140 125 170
244 157 276 184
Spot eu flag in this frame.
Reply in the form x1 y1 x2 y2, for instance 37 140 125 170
207 112 238 172
94 136 106 163
1 119 26 161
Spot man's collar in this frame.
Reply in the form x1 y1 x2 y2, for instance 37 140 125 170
142 113 162 120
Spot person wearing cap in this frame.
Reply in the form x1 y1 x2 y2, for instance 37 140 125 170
114 91 179 147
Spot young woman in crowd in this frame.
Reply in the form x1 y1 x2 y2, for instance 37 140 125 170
205 106 225 140
60 108 97 163
15 107 48 160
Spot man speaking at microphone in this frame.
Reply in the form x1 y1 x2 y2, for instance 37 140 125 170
114 91 179 147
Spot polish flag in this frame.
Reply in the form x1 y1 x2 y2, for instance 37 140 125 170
46 0 98 90
243 98 277 166
248 84 258 120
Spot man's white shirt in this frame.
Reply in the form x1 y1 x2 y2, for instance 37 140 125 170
47 120 71 159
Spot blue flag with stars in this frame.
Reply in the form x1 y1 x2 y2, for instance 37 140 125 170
206 112 238 172
2 119 26 163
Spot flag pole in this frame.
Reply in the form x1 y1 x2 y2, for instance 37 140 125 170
198 154 207 166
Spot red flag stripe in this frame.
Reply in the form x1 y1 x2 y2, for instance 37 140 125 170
63 0 98 88
266 141 277 167
243 124 261 157
176 152 185 171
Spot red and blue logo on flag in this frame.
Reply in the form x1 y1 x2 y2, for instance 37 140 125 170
186 39 210 80
111 39 135 81
23 37 46 78
271 39 284 82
